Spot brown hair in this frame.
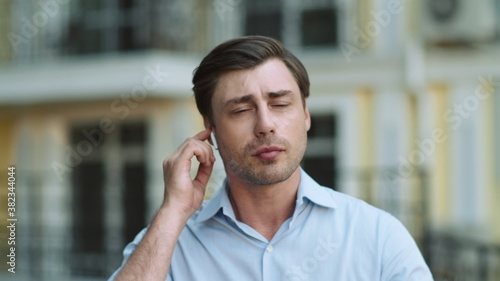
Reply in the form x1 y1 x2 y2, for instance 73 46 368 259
192 35 310 125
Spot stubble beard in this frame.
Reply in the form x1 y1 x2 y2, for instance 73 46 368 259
218 134 307 186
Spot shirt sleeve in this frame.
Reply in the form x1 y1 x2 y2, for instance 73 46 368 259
107 227 174 281
380 215 434 281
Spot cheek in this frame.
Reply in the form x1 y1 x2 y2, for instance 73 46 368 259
217 123 249 148
282 110 307 130
281 118 295 133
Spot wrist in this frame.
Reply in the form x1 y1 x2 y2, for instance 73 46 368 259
155 203 192 231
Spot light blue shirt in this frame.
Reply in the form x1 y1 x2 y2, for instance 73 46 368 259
109 169 433 281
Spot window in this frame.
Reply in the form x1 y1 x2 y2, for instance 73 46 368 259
123 163 146 243
65 0 152 54
120 122 147 243
244 0 339 48
70 121 148 276
62 0 205 55
244 0 283 41
70 125 106 276
308 113 337 137
301 7 338 47
302 114 338 189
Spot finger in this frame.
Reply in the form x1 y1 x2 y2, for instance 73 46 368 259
193 158 214 189
193 140 214 165
192 128 212 142
177 139 214 168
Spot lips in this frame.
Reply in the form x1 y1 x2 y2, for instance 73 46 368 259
253 146 284 160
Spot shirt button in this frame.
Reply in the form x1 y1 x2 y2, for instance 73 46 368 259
266 244 274 253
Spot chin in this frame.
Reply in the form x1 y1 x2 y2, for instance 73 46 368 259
235 163 299 186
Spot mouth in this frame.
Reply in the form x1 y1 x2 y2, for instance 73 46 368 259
252 146 285 160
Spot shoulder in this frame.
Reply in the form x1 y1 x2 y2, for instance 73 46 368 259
325 187 395 222
312 187 409 244
300 169 399 231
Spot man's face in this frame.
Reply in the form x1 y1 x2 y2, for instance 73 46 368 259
209 58 311 186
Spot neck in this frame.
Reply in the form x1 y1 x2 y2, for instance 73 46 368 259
227 168 301 241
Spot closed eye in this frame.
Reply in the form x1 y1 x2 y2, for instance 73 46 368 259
271 102 290 109
232 107 253 114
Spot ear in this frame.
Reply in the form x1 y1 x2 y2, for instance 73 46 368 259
304 107 311 132
203 116 212 130
203 116 215 146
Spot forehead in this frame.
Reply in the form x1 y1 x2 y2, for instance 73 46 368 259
212 58 300 104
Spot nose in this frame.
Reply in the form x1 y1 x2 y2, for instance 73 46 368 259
254 107 275 137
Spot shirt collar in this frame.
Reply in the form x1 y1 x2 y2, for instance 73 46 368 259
195 178 230 223
194 168 336 223
296 168 337 209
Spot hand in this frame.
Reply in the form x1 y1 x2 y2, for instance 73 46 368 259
161 129 216 219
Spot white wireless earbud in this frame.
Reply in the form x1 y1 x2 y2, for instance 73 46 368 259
210 132 218 150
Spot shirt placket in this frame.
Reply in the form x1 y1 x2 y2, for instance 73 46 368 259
262 242 275 281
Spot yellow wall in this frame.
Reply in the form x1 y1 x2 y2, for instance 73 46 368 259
428 83 451 228
407 93 425 245
482 81 500 241
496 91 500 241
0 108 16 270
356 87 374 202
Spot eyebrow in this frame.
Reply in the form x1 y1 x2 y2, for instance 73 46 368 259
222 90 293 109
268 90 293 99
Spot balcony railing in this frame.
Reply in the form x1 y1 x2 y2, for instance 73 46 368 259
425 231 500 281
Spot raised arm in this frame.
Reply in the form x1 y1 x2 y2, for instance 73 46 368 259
114 129 215 281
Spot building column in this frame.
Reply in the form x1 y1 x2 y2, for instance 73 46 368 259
427 83 451 229
356 87 375 203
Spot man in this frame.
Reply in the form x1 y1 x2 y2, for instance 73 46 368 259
109 36 433 281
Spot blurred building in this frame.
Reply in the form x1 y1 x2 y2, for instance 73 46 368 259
0 0 499 280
